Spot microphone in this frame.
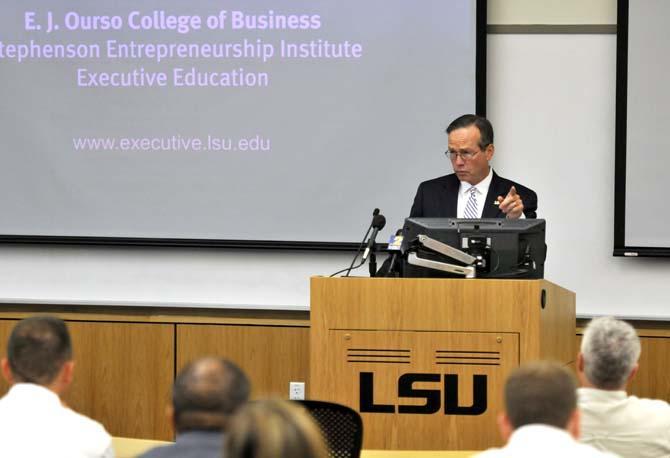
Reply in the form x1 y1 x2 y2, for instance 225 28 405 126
387 229 404 251
362 214 386 262
335 208 382 278
387 228 404 267
378 229 403 277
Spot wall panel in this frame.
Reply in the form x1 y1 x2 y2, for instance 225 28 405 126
177 324 309 399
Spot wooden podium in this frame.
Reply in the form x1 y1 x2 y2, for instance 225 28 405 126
310 277 575 451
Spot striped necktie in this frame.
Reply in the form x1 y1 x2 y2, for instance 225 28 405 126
463 186 478 219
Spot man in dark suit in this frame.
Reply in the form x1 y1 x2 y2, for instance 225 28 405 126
410 114 537 219
140 357 250 458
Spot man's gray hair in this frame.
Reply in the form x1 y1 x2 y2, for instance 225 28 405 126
581 316 641 389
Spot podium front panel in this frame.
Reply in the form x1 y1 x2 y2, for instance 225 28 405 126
310 277 575 450
317 329 518 450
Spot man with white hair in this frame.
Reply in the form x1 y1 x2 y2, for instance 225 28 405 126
578 316 670 457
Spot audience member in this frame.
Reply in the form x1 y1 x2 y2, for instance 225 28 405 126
578 316 670 457
476 361 616 457
140 357 250 458
224 399 327 458
0 315 114 457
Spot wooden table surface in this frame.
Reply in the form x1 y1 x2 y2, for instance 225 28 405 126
113 437 480 458
362 451 478 457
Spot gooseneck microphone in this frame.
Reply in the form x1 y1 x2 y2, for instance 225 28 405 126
329 208 386 277
362 214 386 262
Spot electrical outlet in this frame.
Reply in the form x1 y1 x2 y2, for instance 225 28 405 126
289 381 305 400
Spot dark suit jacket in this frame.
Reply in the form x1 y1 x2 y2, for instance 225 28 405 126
409 171 538 218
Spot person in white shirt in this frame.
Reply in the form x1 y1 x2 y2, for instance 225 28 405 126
0 315 114 458
577 316 670 458
476 361 617 458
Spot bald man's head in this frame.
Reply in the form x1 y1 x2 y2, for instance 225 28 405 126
172 357 250 433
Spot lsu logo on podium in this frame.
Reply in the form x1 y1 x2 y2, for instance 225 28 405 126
359 372 487 415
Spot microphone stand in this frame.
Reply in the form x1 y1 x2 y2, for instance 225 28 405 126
368 249 377 277
329 209 379 277
329 210 385 278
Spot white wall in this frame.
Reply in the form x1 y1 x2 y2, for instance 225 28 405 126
0 243 353 309
488 0 616 25
488 33 670 319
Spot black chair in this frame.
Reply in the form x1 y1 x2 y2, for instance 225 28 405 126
297 400 363 458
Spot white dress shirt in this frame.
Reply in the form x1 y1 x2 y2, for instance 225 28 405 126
578 387 670 458
474 424 618 458
456 168 525 219
0 383 114 458
457 167 493 218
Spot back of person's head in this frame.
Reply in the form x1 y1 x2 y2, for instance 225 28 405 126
224 399 328 458
446 114 494 149
5 315 72 386
504 361 577 431
580 316 640 390
172 357 250 433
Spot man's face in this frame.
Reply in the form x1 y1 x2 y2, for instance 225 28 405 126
447 125 494 186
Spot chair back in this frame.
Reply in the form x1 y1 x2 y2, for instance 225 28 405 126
298 400 363 458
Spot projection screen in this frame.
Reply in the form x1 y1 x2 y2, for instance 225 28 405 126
0 0 485 248
615 0 670 256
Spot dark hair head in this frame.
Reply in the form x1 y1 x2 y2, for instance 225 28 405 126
7 315 72 385
504 361 577 430
172 357 250 433
225 399 328 458
446 114 494 150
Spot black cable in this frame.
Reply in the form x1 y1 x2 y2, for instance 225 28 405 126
329 257 368 277
341 226 371 277
486 246 534 278
488 247 501 273
487 269 531 278
329 209 378 277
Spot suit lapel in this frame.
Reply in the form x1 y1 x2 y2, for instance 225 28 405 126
442 174 460 217
482 172 505 218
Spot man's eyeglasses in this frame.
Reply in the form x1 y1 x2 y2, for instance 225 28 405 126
445 149 481 161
